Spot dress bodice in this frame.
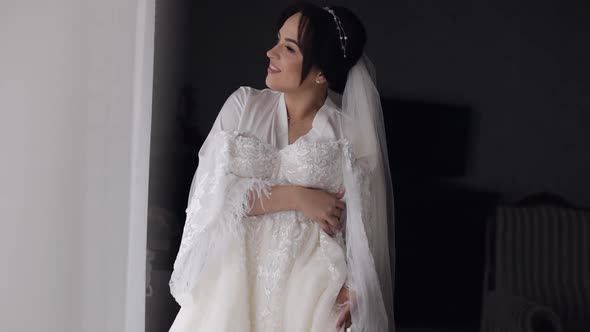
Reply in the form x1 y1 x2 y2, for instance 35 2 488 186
171 88 391 332
228 132 347 193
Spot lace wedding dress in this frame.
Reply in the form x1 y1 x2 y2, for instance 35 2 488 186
169 87 370 332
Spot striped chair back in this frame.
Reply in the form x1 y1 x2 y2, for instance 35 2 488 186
482 204 590 331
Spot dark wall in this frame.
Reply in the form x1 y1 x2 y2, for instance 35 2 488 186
378 0 590 206
147 1 197 331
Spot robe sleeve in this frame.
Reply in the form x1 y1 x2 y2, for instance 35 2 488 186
170 86 272 306
186 86 247 201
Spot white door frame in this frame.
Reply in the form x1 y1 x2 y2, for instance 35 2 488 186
82 1 155 331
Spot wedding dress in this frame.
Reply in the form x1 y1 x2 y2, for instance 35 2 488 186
169 86 377 332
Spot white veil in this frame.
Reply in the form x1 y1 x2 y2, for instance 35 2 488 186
340 53 395 332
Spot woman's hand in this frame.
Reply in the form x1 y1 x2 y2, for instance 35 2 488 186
335 285 355 330
295 187 346 237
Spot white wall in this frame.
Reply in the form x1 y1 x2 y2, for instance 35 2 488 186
0 1 154 331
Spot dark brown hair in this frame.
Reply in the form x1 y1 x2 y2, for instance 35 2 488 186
275 2 367 94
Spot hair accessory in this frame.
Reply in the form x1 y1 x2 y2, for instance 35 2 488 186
323 7 347 58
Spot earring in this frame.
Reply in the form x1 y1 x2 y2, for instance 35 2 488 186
316 79 321 84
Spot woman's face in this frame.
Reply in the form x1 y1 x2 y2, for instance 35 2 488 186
265 12 318 92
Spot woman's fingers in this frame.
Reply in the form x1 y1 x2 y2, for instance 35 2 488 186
309 190 348 237
332 207 342 218
319 221 335 237
325 215 341 230
335 303 351 330
331 192 346 210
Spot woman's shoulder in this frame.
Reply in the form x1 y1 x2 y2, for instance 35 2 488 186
220 86 276 116
228 86 279 104
226 86 281 121
216 86 280 131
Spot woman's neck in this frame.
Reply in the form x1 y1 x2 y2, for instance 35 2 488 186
283 87 328 121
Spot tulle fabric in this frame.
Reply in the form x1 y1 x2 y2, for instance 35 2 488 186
340 54 395 331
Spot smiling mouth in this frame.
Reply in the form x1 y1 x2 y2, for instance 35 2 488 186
268 63 281 73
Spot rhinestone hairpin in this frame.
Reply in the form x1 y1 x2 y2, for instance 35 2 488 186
323 6 347 58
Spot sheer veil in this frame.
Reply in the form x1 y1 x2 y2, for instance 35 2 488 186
340 53 395 332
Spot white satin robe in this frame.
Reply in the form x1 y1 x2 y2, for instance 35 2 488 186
169 86 354 332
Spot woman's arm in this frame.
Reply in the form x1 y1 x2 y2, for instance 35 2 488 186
247 185 303 216
247 185 346 237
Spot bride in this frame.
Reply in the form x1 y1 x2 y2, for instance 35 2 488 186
168 3 395 331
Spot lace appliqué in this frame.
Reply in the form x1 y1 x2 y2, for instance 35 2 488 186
281 140 344 193
171 130 350 319
170 131 273 306
245 212 308 331
354 157 375 255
